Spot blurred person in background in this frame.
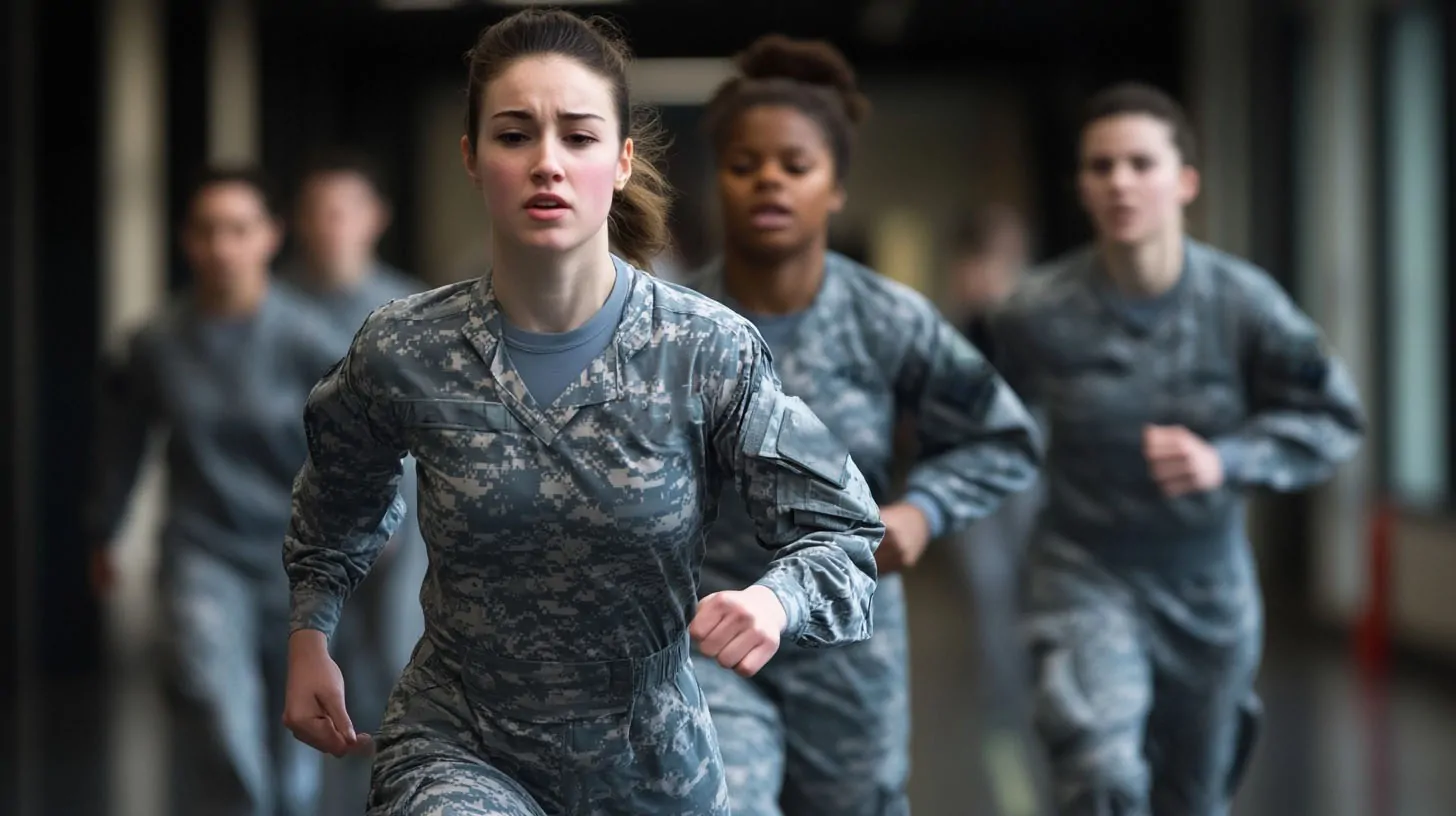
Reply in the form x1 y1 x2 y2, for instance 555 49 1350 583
687 34 1043 816
279 9 884 814
277 151 427 816
86 166 336 816
944 203 1030 350
940 205 1045 714
986 82 1365 815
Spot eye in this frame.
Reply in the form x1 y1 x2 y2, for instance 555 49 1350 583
725 157 757 176
1132 156 1155 172
494 131 529 146
566 133 599 146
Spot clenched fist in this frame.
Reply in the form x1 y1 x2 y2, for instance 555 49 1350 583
690 585 787 678
1144 424 1224 497
282 630 374 758
874 502 932 575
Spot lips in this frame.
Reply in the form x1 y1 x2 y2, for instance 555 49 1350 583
525 193 569 210
748 202 793 230
524 192 570 223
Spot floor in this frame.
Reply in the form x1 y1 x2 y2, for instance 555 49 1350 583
9 540 1456 815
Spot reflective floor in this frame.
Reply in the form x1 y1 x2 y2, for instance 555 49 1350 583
13 540 1456 815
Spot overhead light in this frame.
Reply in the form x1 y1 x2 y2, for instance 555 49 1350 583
490 0 627 5
380 0 627 8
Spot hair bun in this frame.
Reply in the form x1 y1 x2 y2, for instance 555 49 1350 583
736 35 871 124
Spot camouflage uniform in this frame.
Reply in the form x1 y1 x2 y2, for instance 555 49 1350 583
283 259 884 815
987 239 1365 815
688 252 1044 815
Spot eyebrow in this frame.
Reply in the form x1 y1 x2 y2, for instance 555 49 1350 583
491 110 606 123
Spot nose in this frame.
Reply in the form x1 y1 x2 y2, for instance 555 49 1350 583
1107 160 1136 191
530 140 566 184
752 161 786 190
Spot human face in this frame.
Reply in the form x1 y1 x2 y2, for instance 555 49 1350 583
461 54 632 260
717 105 845 262
1077 113 1199 247
294 172 389 280
951 227 1027 310
182 182 281 296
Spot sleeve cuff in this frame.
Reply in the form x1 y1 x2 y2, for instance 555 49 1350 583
289 588 345 643
752 571 808 640
1212 437 1251 487
903 490 949 540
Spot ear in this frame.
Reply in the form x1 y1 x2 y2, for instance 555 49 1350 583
263 216 286 260
827 182 847 215
615 137 634 192
461 135 482 188
1178 164 1201 207
372 196 394 239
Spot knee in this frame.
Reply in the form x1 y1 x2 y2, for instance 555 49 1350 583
369 758 547 816
1043 728 1150 816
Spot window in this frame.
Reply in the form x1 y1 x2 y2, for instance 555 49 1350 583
1379 4 1448 507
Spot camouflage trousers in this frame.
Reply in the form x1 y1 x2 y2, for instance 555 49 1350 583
692 577 910 816
367 633 729 815
1022 532 1264 816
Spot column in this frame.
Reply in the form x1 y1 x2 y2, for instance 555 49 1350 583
1295 0 1378 624
101 1 170 813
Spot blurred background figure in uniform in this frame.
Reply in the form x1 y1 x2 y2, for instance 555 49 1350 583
85 166 336 816
688 34 1043 816
944 204 1030 351
277 151 428 816
988 83 1365 816
939 204 1045 729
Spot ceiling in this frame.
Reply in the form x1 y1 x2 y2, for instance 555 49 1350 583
260 0 1185 75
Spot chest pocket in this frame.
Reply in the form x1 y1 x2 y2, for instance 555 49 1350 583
626 395 704 455
402 400 534 506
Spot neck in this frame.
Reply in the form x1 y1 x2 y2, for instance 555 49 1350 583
1098 229 1185 297
491 233 617 333
302 256 372 295
196 276 268 319
722 238 827 316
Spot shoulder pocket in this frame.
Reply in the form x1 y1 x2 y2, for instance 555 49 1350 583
770 401 851 489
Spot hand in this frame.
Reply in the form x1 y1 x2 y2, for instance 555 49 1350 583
282 630 373 758
1144 424 1224 497
874 502 932 575
690 585 786 678
89 548 117 598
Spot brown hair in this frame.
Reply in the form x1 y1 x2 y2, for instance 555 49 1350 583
183 164 279 221
1078 82 1198 167
462 9 672 269
702 34 872 181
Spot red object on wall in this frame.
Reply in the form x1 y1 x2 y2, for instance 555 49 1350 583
1355 501 1395 677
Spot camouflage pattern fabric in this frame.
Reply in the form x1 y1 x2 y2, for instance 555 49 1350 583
283 257 885 814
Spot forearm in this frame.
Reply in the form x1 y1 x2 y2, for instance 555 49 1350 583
284 466 407 640
754 523 881 647
903 386 1044 535
1213 410 1363 491
85 385 155 547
